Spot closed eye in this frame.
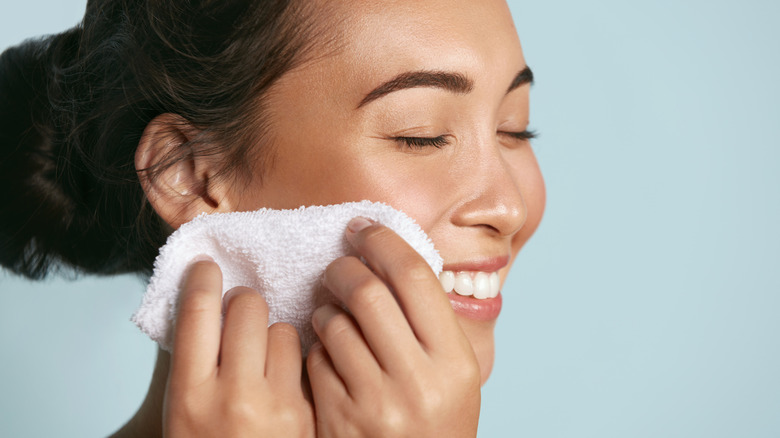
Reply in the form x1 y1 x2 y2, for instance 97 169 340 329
499 130 537 141
394 135 450 149
394 130 535 149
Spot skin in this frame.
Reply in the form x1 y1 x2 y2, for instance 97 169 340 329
114 0 544 436
239 0 545 386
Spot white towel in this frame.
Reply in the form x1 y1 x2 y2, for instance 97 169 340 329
132 201 443 354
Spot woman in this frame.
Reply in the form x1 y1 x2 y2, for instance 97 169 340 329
0 0 544 436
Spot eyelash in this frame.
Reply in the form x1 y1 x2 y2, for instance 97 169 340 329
394 130 537 150
500 129 538 141
395 136 450 149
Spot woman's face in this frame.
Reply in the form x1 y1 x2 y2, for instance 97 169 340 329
231 0 545 384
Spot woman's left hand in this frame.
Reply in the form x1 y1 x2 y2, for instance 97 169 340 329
307 218 482 437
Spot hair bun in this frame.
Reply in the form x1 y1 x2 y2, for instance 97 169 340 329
0 28 88 279
2 1 317 280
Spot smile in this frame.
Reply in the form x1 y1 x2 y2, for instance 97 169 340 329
438 270 501 300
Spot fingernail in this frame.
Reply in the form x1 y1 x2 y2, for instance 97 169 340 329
320 270 328 288
312 304 338 329
312 306 327 328
221 289 233 314
347 217 373 234
191 254 214 263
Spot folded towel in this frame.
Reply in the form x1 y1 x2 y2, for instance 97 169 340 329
132 200 443 354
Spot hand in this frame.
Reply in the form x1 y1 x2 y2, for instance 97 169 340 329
163 257 315 438
307 218 481 437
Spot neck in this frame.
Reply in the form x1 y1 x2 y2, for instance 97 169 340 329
110 348 170 438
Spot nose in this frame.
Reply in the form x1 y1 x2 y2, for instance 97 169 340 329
451 143 527 237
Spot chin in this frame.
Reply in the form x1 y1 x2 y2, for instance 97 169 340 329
479 350 495 387
456 315 497 386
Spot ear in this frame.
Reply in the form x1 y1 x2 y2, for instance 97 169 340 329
135 113 235 229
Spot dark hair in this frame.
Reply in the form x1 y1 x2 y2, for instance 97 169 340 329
0 0 328 279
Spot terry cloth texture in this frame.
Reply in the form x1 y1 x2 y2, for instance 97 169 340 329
132 201 443 354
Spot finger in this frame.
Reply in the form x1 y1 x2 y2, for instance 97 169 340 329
265 322 303 391
306 342 349 405
345 218 459 349
219 286 269 380
322 257 421 373
311 304 382 395
170 257 223 384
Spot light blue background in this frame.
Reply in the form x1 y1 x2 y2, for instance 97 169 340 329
2 1 779 437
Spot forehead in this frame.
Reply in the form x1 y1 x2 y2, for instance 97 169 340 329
306 0 525 75
275 0 526 108
337 0 521 66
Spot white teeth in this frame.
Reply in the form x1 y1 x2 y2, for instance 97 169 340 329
453 272 474 296
440 270 501 300
489 272 500 298
439 271 455 293
473 272 490 299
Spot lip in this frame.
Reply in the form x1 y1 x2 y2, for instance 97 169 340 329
441 255 510 273
447 292 503 321
441 255 509 321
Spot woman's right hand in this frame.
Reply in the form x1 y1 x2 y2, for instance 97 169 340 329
163 257 314 438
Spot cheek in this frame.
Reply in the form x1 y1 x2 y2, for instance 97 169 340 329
510 147 546 255
245 140 455 231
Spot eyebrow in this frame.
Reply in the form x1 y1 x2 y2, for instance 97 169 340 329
358 71 473 108
507 66 534 93
357 65 534 109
